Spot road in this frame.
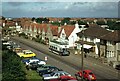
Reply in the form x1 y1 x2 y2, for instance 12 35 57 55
11 37 119 81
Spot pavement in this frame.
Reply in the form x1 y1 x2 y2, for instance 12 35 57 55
68 48 109 65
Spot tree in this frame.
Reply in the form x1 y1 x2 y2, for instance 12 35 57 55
78 20 87 25
51 21 60 26
2 16 5 20
109 22 120 30
31 17 36 21
61 17 71 25
96 20 106 25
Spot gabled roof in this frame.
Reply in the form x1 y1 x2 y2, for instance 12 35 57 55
40 24 48 33
49 25 58 36
59 25 75 37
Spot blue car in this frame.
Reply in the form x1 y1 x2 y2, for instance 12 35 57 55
22 57 40 64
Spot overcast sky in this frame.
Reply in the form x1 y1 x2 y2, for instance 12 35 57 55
1 1 119 18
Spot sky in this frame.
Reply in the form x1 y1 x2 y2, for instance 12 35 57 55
1 0 120 18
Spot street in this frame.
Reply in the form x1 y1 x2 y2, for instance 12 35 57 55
12 37 119 81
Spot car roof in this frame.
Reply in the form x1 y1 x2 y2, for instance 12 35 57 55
83 70 92 73
53 71 69 74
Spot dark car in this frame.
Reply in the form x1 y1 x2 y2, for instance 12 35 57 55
39 67 63 76
115 64 120 70
26 61 41 70
36 65 55 73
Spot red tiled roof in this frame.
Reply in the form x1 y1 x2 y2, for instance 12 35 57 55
5 21 16 27
50 25 58 36
59 25 75 37
40 24 48 33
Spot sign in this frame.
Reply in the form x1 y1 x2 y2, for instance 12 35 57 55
45 56 48 61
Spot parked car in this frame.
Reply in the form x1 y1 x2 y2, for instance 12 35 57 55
22 57 46 66
26 61 42 70
75 70 96 81
17 50 36 58
22 57 40 64
36 65 55 73
42 71 71 80
49 75 77 81
39 66 63 76
115 64 120 70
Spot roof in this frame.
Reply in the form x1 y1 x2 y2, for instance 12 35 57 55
50 25 58 36
77 24 120 42
59 25 75 37
100 30 120 42
77 24 111 39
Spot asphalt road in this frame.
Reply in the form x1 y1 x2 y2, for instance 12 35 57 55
11 37 119 81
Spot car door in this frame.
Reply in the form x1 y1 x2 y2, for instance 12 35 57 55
83 71 87 78
53 73 59 79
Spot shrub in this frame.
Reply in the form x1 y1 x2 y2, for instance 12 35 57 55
2 48 26 81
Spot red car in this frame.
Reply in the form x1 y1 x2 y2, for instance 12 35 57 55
75 70 96 81
49 75 77 81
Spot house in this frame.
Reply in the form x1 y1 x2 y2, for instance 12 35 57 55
58 22 81 47
46 24 58 41
100 30 120 67
76 24 120 67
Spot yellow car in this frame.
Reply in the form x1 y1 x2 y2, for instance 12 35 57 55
17 50 36 58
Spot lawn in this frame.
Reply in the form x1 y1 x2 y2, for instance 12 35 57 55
21 63 43 81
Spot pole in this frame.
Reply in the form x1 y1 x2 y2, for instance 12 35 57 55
81 25 85 81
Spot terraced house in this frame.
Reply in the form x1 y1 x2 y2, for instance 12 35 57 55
22 21 80 47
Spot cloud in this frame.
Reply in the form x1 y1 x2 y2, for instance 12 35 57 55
5 2 26 6
2 2 118 18
2 0 120 2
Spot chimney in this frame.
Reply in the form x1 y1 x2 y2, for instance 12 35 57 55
75 21 79 28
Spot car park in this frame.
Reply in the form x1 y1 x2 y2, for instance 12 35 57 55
39 66 63 76
42 71 71 80
75 70 96 81
17 50 36 58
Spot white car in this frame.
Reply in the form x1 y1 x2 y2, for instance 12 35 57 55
43 71 71 80
26 59 46 65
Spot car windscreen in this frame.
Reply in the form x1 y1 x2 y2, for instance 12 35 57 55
89 72 93 75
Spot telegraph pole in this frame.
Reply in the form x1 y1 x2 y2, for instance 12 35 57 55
81 25 85 81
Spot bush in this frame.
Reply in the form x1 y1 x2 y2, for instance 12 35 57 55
2 48 26 81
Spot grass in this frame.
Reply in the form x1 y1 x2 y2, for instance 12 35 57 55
21 63 43 81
